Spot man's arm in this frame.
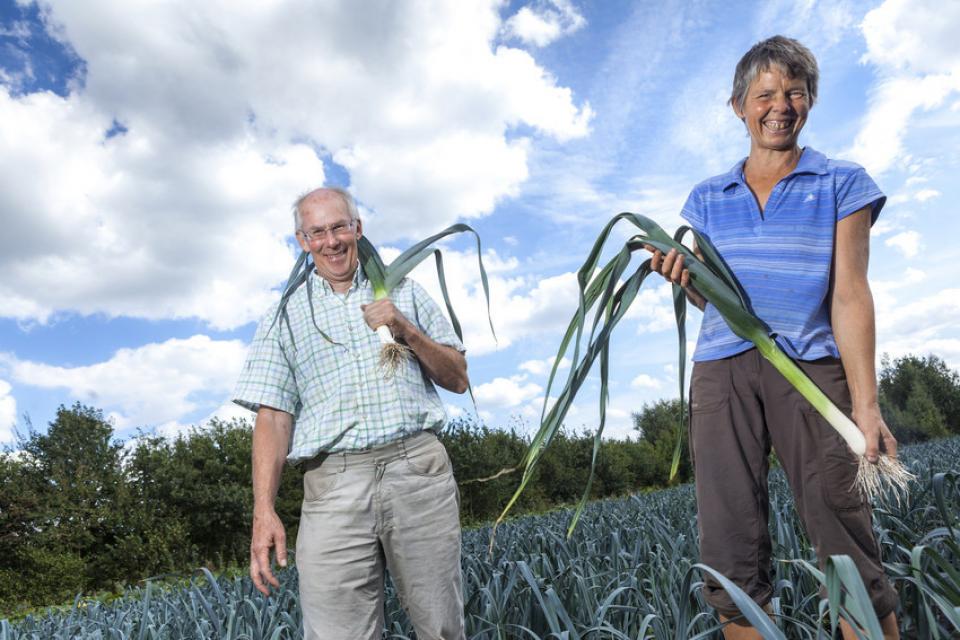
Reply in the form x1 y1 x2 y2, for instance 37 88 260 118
250 406 293 595
831 206 897 463
362 298 469 393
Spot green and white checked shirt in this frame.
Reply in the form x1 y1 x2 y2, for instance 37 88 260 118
233 266 464 464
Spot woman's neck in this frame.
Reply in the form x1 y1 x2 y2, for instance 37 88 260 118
744 145 802 182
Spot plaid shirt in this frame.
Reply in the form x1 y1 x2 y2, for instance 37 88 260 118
233 265 464 463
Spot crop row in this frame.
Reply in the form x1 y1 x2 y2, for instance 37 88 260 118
5 437 959 639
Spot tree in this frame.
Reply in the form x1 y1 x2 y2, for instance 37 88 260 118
1 404 128 607
632 398 691 485
879 354 960 443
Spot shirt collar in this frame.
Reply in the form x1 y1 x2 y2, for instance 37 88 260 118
721 146 828 191
313 261 367 296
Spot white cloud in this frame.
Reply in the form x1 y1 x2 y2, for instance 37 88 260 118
914 188 941 202
757 0 860 52
473 375 543 409
519 356 571 377
0 21 31 39
444 403 465 419
630 373 662 390
872 271 960 370
667 80 744 175
503 0 586 48
884 230 922 258
153 401 253 440
625 280 676 334
848 0 960 174
4 335 248 431
0 0 591 328
0 380 17 444
399 245 581 355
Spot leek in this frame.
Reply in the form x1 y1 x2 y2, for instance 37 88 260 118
497 212 912 538
272 223 496 379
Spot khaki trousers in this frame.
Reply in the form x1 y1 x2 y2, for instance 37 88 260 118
296 431 465 640
690 350 898 619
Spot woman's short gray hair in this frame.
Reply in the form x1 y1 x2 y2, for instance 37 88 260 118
292 186 360 231
730 35 819 113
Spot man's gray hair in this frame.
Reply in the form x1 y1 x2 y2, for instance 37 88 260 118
292 186 360 232
730 35 819 113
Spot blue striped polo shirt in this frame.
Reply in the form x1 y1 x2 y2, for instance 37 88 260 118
681 147 885 362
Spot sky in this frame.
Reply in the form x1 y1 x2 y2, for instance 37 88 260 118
1 0 959 446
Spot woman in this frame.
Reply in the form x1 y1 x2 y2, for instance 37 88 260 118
648 36 900 639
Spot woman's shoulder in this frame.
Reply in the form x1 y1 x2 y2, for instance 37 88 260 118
807 147 871 180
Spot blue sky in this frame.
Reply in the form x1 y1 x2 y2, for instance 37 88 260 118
1 0 959 444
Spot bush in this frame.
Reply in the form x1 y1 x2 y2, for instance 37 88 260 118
880 354 960 443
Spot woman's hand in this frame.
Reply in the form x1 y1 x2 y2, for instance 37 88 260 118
644 245 707 311
852 402 898 464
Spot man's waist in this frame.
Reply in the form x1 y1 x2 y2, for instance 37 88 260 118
300 429 438 472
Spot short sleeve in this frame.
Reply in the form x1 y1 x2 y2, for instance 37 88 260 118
680 187 706 232
232 304 301 415
408 279 465 353
836 166 885 224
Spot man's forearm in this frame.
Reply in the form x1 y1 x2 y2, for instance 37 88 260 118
252 409 293 511
402 326 469 394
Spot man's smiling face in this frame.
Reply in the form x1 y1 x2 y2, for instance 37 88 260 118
296 190 363 293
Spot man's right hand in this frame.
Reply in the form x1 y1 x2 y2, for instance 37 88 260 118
249 406 293 596
250 507 287 596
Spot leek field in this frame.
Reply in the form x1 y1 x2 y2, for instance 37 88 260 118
4 437 959 639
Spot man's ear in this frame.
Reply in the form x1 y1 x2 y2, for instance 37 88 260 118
355 219 363 238
732 103 745 121
295 231 310 253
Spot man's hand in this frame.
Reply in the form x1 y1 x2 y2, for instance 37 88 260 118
362 297 468 393
643 245 707 311
852 403 898 464
250 507 287 596
250 406 293 596
362 298 415 341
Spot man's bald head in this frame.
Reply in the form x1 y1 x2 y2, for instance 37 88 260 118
292 187 360 232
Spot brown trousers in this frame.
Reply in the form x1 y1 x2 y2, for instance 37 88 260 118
690 349 898 619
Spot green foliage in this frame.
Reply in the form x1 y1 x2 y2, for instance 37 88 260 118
125 418 302 568
880 354 960 443
6 437 960 638
441 419 672 527
0 404 129 609
631 398 693 485
0 406 305 614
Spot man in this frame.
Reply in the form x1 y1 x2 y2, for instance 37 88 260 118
233 187 468 640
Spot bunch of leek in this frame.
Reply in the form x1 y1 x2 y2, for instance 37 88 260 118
497 212 912 538
271 223 495 377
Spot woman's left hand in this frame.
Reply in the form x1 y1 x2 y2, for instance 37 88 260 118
852 402 898 463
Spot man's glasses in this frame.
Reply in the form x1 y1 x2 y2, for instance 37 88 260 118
299 220 355 243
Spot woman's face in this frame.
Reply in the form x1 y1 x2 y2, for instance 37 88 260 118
734 66 810 153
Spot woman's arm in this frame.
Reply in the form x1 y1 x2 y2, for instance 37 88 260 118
831 206 897 463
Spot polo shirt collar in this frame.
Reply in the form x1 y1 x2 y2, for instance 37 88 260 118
721 146 828 191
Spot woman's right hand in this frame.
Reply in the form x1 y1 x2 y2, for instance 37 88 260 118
643 245 707 311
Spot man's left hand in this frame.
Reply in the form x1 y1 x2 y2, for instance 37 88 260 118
362 299 415 341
